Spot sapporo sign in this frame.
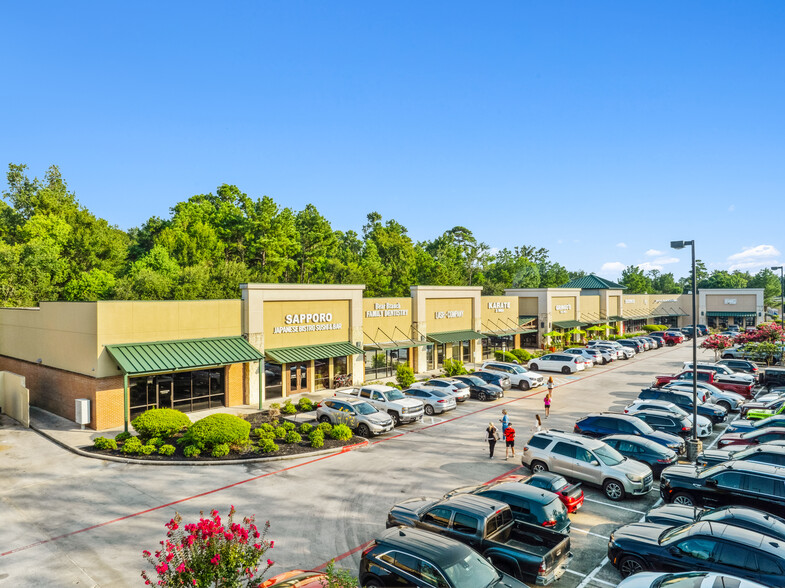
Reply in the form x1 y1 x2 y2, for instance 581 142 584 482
273 312 342 334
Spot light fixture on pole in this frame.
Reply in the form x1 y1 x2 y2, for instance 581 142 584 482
671 239 702 460
772 266 784 330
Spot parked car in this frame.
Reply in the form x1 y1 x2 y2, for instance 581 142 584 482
636 336 660 349
359 526 529 588
403 387 457 416
574 413 686 454
471 371 512 391
655 330 684 345
315 398 394 437
618 339 642 354
337 385 424 426
664 381 745 413
648 333 666 346
644 505 785 541
627 409 693 438
386 494 572 586
624 399 713 438
442 482 571 534
528 353 586 374
608 520 785 585
716 358 760 379
750 386 785 405
742 396 785 419
681 362 756 386
412 378 471 401
562 347 599 366
638 387 728 424
261 570 328 588
659 460 785 517
726 414 785 434
696 443 785 468
617 572 767 588
502 472 585 513
654 369 754 398
583 346 613 364
480 361 544 391
451 375 503 401
521 430 653 500
716 427 785 449
602 435 678 478
762 368 785 390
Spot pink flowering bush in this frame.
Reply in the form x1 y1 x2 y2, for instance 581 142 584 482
141 506 274 587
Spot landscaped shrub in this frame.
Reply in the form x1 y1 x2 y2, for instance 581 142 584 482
120 436 143 454
273 426 287 438
330 424 353 441
211 443 231 458
318 422 333 434
114 431 132 443
140 444 156 455
309 429 325 448
147 437 164 448
494 350 519 363
442 358 468 376
258 438 279 453
93 436 117 450
385 381 402 389
131 408 191 439
396 364 416 388
511 348 532 362
299 423 313 435
182 413 251 450
256 423 274 434
284 430 302 444
158 444 176 456
281 401 297 415
296 397 315 412
183 445 201 458
281 421 296 431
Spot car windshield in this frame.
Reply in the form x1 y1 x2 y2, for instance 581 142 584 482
441 551 501 588
464 376 484 385
430 389 449 398
386 389 405 400
653 572 712 587
510 365 527 374
355 402 378 415
659 523 693 544
594 444 625 466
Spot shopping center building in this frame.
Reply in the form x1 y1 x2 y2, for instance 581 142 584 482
0 277 765 430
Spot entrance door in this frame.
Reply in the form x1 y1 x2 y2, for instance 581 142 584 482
289 362 309 393
157 376 174 409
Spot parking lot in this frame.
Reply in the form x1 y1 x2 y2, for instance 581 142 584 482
0 342 730 587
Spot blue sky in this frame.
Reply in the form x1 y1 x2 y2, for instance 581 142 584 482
3 1 784 281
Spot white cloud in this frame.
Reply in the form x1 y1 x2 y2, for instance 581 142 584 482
616 242 627 248
637 262 663 272
652 256 679 265
645 249 664 257
727 244 781 272
488 247 500 256
600 262 625 274
728 204 735 212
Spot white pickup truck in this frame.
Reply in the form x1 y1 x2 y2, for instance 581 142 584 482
337 384 424 426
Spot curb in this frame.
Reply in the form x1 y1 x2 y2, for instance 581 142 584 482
28 424 371 466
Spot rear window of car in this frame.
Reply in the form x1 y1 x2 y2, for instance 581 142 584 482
527 435 551 450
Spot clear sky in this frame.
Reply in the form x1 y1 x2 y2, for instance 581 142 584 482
3 1 784 281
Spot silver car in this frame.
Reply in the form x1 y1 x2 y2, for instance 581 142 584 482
521 430 653 500
403 386 457 415
562 347 600 365
411 378 471 401
316 397 394 437
624 399 713 438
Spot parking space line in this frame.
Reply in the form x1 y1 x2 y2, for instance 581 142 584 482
571 526 609 540
583 498 645 514
576 556 610 588
565 569 615 586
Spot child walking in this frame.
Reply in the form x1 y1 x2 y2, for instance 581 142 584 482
485 422 500 458
547 376 554 394
504 424 516 459
533 414 542 433
544 392 552 418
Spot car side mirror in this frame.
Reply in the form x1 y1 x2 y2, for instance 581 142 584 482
591 460 600 466
706 478 718 487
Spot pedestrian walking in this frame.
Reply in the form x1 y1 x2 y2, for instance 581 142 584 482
547 376 554 394
533 414 542 433
485 422 500 458
500 409 509 433
544 392 551 418
504 424 516 459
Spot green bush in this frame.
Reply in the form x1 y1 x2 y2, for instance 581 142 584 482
158 444 176 456
281 401 297 415
273 426 287 438
258 438 279 453
511 348 532 362
114 431 132 443
182 414 251 450
318 422 333 434
494 350 519 363
281 421 296 431
183 445 201 458
140 444 156 455
396 364 416 388
269 403 281 410
296 397 315 412
269 419 279 428
131 408 191 439
330 424 353 441
299 423 313 435
93 437 117 451
147 437 164 448
256 423 275 434
309 429 325 449
120 437 143 455
442 358 469 376
211 443 231 458
385 381 402 389
284 430 302 444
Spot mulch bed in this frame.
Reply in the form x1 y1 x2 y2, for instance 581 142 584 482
82 411 364 461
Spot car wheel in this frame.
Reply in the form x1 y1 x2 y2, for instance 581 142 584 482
561 366 570 374
356 423 371 438
530 460 548 474
318 415 331 424
619 556 645 577
672 492 695 506
722 353 732 359
603 479 625 501
717 400 731 412
601 358 608 365
519 380 530 391
530 363 538 371
362 578 383 588
424 404 435 416
477 391 487 401
388 411 400 426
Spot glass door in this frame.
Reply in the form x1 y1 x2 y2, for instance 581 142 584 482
289 362 309 393
157 376 173 409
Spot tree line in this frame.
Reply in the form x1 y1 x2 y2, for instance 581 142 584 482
0 164 781 308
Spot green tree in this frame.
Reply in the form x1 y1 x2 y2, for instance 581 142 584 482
748 268 782 308
620 265 652 293
295 204 335 284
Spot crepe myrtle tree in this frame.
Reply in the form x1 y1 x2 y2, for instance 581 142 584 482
700 334 735 361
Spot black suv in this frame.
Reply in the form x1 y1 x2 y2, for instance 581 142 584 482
638 387 727 424
628 409 692 437
574 413 685 454
360 526 528 588
660 460 785 517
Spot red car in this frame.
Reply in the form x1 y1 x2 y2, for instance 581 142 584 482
260 570 329 588
501 472 585 513
716 426 785 448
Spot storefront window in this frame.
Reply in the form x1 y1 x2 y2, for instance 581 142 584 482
451 342 461 362
265 362 283 399
436 344 445 369
129 369 225 419
364 348 410 380
462 340 471 362
314 358 330 391
426 344 434 371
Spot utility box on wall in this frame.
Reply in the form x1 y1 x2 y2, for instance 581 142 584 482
75 398 90 429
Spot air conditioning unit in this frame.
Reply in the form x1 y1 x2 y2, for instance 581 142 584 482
75 399 91 429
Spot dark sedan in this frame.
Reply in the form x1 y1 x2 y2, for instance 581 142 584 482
472 370 512 390
716 427 785 448
602 435 677 477
628 410 692 438
644 505 785 541
727 414 785 434
451 375 503 401
500 472 585 513
574 413 685 454
608 520 785 584
697 444 785 468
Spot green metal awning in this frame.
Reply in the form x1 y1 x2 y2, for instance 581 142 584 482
609 316 624 321
363 340 427 351
553 320 588 329
265 341 364 364
518 316 537 324
106 336 265 376
482 327 537 337
427 330 486 344
706 311 756 318
517 328 537 335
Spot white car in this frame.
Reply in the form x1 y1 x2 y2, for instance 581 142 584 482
528 353 586 374
402 386 457 416
562 347 599 366
410 378 470 402
617 572 767 588
624 399 713 438
664 381 746 412
480 361 544 390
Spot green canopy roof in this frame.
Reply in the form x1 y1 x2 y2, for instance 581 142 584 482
265 341 364 364
553 320 588 329
706 311 756 318
106 336 264 376
558 274 626 290
427 330 486 344
609 316 624 321
518 316 537 324
363 340 427 351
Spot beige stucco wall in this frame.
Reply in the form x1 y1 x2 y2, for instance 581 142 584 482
580 295 600 321
425 298 473 332
362 298 413 343
608 296 620 317
481 296 519 333
551 296 577 321
704 293 757 311
262 300 350 348
0 371 30 427
517 297 539 316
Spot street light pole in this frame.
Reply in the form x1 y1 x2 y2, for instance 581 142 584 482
672 239 702 460
772 266 784 330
